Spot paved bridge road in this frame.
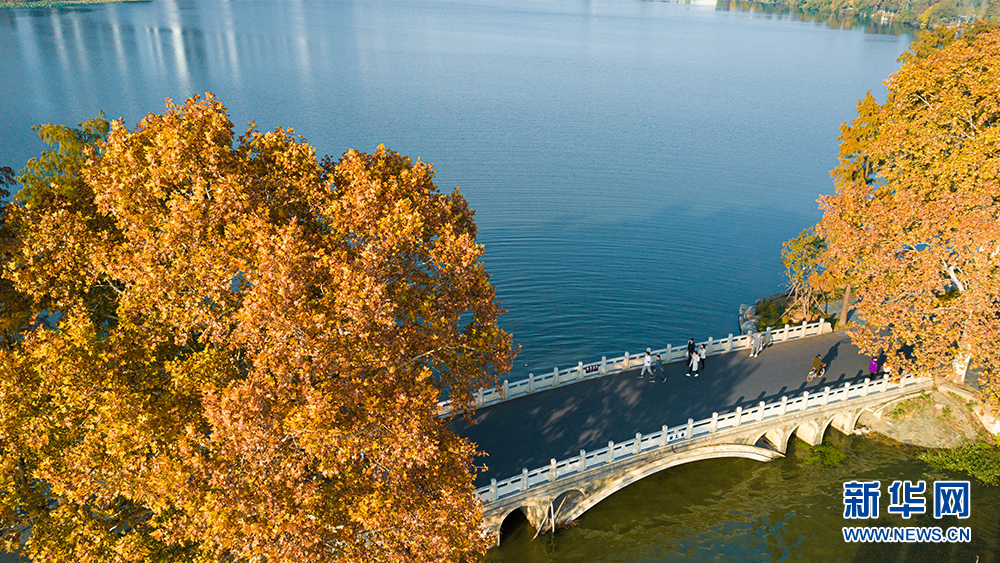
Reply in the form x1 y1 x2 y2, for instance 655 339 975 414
450 330 877 488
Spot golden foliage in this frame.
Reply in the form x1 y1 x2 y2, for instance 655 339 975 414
0 94 513 562
820 26 1000 400
781 228 827 318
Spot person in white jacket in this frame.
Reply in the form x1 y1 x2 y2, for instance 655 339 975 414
688 350 700 377
750 331 763 358
641 349 653 379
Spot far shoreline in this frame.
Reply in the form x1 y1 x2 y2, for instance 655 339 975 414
1 0 147 9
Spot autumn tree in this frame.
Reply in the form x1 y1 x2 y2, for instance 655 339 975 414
0 94 514 563
818 24 1000 400
781 228 827 319
0 165 34 349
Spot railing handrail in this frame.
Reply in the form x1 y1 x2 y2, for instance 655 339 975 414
440 319 831 416
478 372 931 504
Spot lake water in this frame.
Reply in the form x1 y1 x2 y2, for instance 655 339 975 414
0 0 913 375
6 3 978 561
487 433 1000 563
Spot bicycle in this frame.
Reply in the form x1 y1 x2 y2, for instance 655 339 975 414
807 364 826 382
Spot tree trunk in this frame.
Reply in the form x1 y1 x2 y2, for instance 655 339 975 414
953 319 973 385
838 284 852 327
952 351 972 384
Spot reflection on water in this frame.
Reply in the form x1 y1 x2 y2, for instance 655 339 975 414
486 433 1000 562
716 0 910 34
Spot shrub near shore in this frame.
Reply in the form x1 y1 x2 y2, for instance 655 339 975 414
920 438 1000 485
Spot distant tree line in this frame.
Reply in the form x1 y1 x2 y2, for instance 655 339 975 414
718 0 1000 30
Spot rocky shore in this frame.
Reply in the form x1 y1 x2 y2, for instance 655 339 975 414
857 383 994 448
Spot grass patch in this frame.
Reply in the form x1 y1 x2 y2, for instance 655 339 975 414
889 392 932 420
947 391 977 412
754 297 789 331
937 406 952 421
919 438 1000 485
806 437 846 467
754 296 838 332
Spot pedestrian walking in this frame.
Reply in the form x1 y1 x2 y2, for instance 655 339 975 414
686 338 696 361
688 350 700 377
641 348 653 380
750 331 763 358
698 344 707 371
654 354 665 382
808 354 826 382
869 356 879 377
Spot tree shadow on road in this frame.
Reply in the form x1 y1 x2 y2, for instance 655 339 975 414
453 331 876 487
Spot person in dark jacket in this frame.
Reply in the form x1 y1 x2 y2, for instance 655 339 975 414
808 354 825 382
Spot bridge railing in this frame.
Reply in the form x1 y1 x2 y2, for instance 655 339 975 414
439 319 832 416
478 371 930 503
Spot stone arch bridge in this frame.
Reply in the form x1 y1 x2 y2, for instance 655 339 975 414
475 374 932 544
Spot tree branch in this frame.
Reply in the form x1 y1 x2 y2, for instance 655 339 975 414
941 259 966 293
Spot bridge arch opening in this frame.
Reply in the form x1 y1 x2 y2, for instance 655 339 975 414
561 444 785 522
552 490 585 525
753 433 779 451
498 508 530 546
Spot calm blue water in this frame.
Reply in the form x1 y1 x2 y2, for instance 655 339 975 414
8 3 992 563
0 0 912 375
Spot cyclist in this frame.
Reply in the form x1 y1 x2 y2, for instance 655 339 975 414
808 354 826 382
